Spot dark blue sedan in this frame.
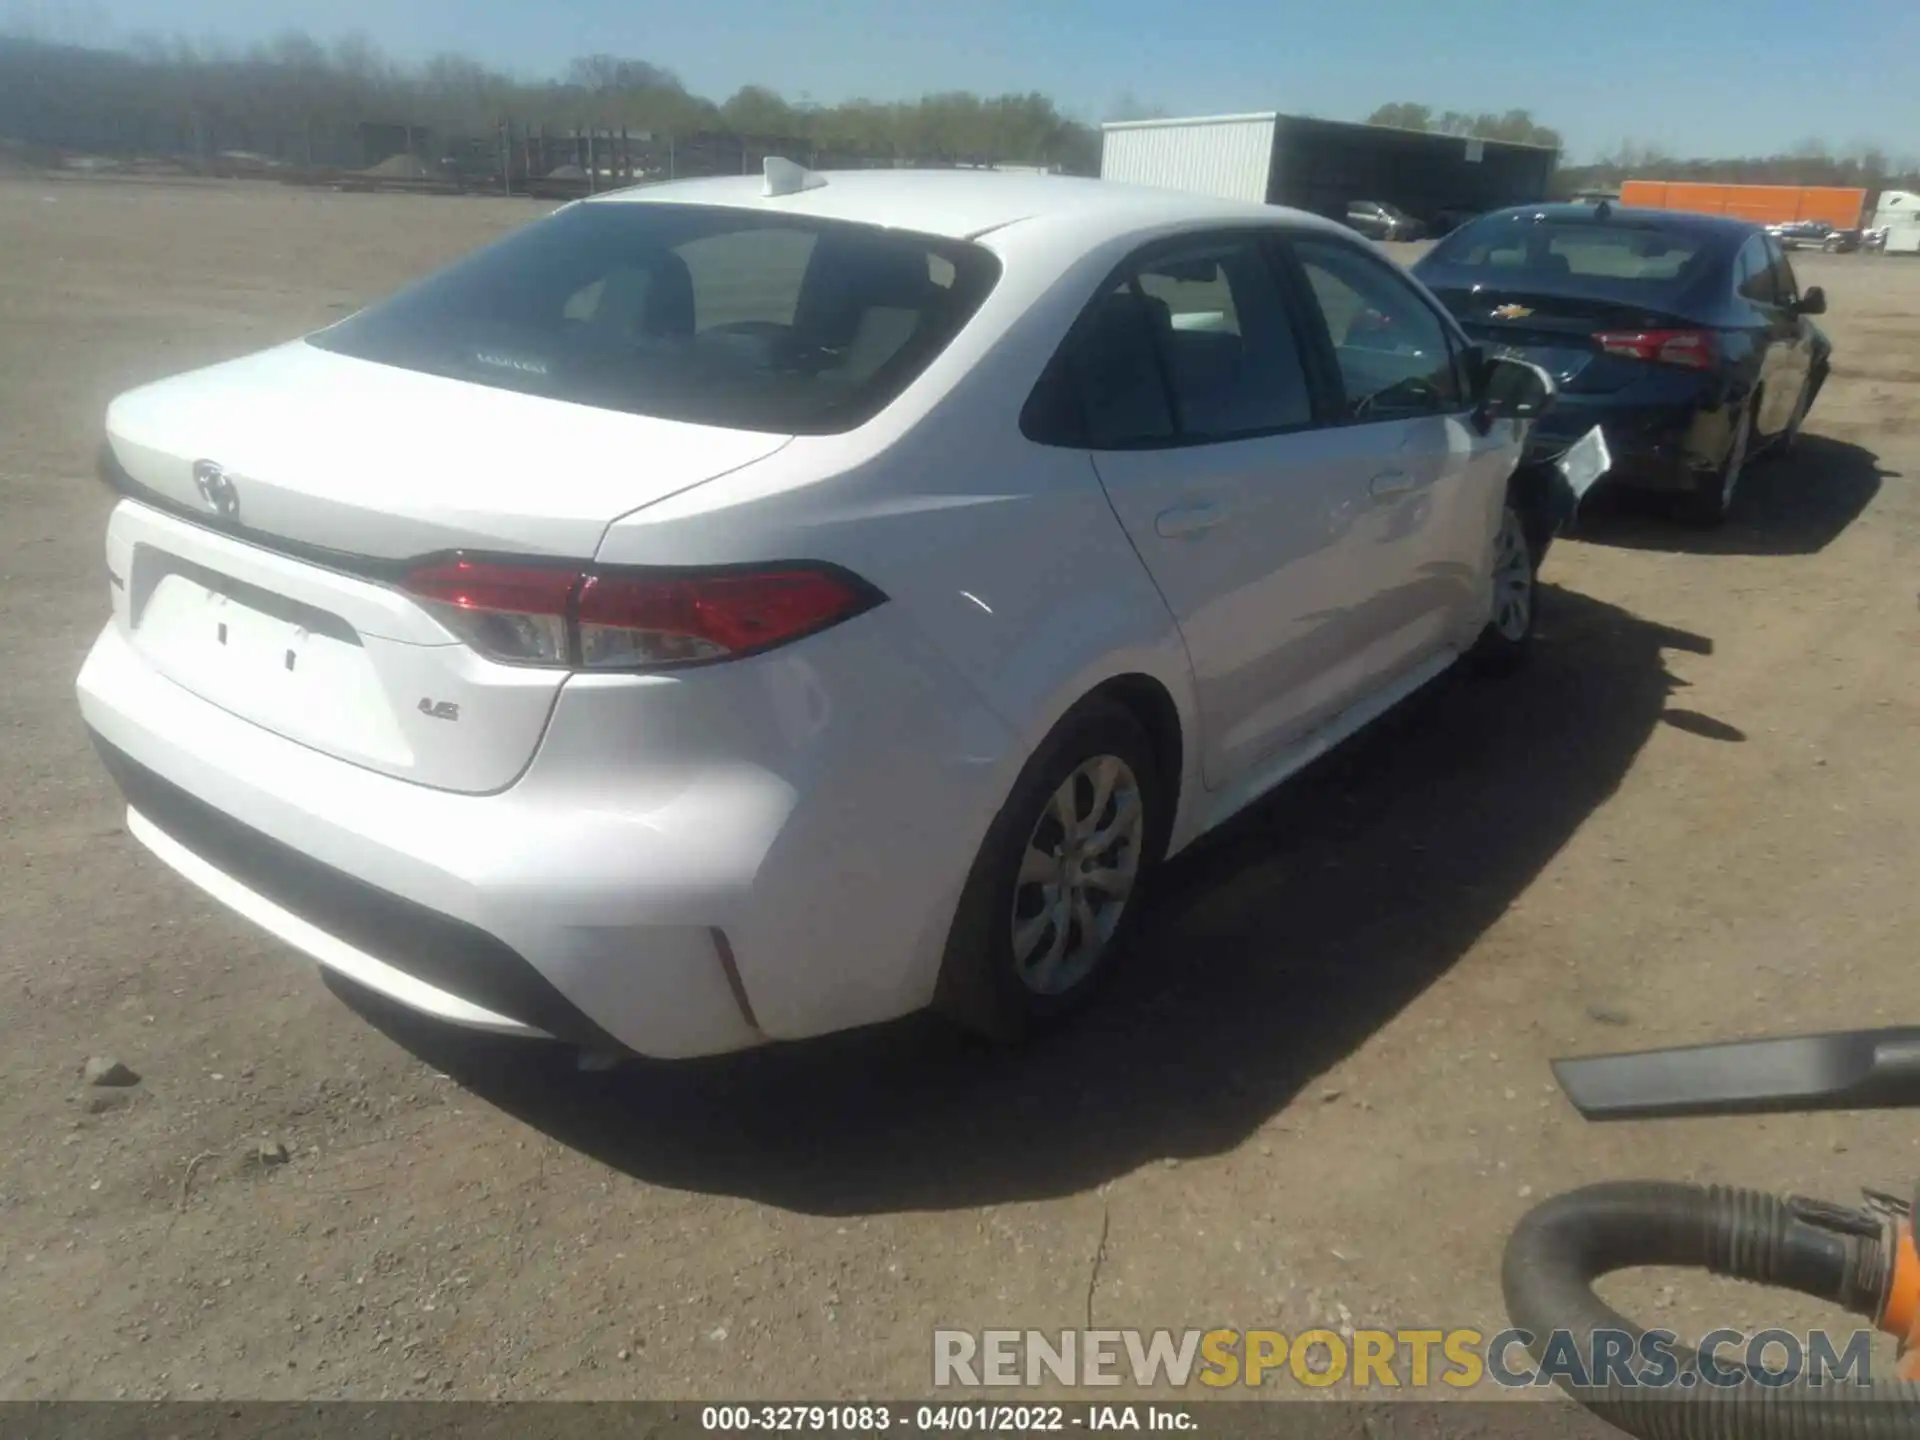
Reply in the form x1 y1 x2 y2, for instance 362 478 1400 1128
1414 202 1833 524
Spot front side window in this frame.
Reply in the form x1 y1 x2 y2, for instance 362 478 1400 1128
311 202 1000 434
1736 235 1778 305
1763 238 1802 307
1289 236 1460 421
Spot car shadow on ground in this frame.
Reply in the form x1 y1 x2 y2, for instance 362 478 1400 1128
1570 432 1890 557
336 584 1715 1216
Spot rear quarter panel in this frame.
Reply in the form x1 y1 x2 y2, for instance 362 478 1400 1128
594 212 1281 855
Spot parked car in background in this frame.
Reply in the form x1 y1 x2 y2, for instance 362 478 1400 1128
1766 219 1833 251
1820 227 1864 253
78 168 1559 1060
1343 199 1424 242
1414 201 1832 525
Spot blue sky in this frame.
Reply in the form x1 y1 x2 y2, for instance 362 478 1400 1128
12 0 1920 161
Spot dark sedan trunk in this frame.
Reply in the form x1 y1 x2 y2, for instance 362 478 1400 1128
1426 285 1713 394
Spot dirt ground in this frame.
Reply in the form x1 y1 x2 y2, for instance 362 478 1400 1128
2 176 1918 1408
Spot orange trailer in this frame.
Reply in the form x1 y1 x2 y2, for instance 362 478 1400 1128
1618 180 1866 228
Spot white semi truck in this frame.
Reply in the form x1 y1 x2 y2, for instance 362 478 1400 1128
1872 190 1920 254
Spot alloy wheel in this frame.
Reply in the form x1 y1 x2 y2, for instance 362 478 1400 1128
1009 755 1145 996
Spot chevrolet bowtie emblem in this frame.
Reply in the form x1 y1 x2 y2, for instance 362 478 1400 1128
1491 304 1533 320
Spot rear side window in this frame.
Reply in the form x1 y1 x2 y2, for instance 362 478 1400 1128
1022 234 1315 449
1426 217 1707 286
1135 240 1315 439
310 203 999 434
1048 281 1178 448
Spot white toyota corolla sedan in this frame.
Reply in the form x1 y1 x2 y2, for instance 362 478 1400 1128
77 165 1558 1059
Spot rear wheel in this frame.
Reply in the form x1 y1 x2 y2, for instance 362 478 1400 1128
935 699 1165 1042
1682 398 1754 526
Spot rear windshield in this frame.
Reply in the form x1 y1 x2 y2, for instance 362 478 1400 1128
1422 217 1711 288
309 202 1000 434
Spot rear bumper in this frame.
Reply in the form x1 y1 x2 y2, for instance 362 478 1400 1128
95 735 619 1048
78 606 1019 1057
1528 387 1729 495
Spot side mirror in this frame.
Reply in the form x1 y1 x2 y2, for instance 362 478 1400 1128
1474 352 1557 431
1797 286 1827 316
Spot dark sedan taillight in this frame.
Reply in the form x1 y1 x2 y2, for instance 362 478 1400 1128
402 556 883 670
1592 329 1718 371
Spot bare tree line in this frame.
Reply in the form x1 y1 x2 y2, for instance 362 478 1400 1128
4 29 1914 199
1364 103 1562 150
0 31 1101 174
1557 138 1920 197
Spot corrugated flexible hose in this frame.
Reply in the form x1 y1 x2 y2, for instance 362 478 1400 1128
1501 1181 1920 1437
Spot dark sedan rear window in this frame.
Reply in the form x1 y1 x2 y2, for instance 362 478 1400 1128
309 202 1000 434
1423 217 1710 287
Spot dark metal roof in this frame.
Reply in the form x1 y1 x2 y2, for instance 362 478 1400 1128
1272 112 1561 155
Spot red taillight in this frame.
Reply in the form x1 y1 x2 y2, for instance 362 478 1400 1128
577 569 878 668
401 557 880 670
403 557 578 665
1593 329 1717 371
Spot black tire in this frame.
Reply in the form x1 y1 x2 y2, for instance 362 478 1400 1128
1680 396 1755 527
1466 501 1540 676
934 697 1168 1043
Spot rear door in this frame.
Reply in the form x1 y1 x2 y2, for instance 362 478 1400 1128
1280 234 1512 687
1046 231 1380 789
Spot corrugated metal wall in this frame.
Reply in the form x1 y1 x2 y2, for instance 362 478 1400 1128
1099 114 1277 203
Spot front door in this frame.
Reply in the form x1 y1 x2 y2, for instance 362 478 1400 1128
1760 236 1815 437
1280 233 1515 700
1737 234 1812 439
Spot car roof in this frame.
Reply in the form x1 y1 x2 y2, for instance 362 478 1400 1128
586 167 1350 245
1465 201 1758 243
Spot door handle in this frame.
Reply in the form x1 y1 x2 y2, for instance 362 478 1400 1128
1369 469 1416 499
1155 502 1229 538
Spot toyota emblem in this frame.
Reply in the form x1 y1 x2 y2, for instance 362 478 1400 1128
193 460 240 521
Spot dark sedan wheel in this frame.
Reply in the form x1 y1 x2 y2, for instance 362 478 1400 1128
1682 400 1754 527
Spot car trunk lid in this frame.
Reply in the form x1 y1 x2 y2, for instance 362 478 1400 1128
102 342 791 794
106 341 791 560
1428 286 1710 394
